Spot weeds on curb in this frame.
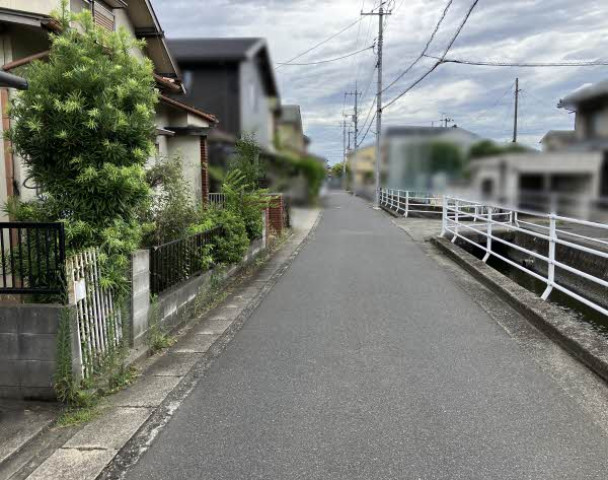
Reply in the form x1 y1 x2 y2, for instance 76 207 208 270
147 296 176 355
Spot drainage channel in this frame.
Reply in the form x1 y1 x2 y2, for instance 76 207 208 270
454 236 608 336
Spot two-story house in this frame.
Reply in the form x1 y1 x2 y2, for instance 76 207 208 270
0 0 217 220
469 80 608 215
167 38 281 152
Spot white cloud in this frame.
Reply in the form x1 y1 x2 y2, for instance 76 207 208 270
152 0 608 165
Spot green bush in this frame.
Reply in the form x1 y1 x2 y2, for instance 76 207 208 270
192 207 249 265
141 155 198 246
222 169 268 240
5 1 157 297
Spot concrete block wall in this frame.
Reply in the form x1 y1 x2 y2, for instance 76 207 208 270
130 250 151 347
0 212 271 400
0 305 70 400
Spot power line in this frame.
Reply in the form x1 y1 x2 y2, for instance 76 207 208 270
383 0 480 111
276 45 374 66
358 97 377 142
382 0 453 94
424 55 608 67
275 18 363 68
358 112 377 146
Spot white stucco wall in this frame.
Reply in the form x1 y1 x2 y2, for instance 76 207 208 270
0 0 61 15
239 60 272 149
114 9 145 60
166 136 202 203
470 152 604 203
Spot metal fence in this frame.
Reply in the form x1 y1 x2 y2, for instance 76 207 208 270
149 226 223 295
208 193 225 207
66 248 122 378
379 189 444 217
441 196 608 317
0 222 66 295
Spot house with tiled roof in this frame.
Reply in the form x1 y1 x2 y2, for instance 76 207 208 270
0 0 218 218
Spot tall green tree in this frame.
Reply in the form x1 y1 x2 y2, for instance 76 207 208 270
6 1 157 294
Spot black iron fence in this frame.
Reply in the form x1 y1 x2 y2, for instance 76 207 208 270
0 222 66 295
149 226 223 295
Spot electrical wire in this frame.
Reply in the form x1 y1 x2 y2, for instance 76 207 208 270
275 18 363 69
382 0 453 94
358 112 377 147
358 97 377 141
383 0 480 110
276 45 374 66
425 55 608 67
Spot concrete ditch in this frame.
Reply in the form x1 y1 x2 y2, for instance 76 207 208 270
431 236 608 385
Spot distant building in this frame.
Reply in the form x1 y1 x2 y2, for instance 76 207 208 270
558 79 608 150
383 126 480 191
167 38 280 151
0 0 218 219
540 130 577 152
347 144 376 199
470 80 608 215
277 105 306 155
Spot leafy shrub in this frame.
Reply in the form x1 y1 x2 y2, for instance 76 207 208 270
229 133 263 188
222 170 268 240
297 156 326 200
5 2 157 297
192 207 249 265
142 155 198 246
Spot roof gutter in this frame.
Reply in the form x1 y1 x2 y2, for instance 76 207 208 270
0 71 28 90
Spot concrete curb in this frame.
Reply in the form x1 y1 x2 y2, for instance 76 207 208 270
430 236 608 384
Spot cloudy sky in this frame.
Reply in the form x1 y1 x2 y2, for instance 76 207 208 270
151 0 608 165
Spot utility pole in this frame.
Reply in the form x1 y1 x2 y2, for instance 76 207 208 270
512 77 520 143
363 3 391 208
345 89 361 193
342 119 347 189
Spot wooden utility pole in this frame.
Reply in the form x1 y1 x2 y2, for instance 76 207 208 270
513 77 520 143
363 3 391 208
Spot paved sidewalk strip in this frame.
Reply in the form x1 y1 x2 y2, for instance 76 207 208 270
21 208 320 480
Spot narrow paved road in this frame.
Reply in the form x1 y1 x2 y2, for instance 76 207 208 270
126 192 608 479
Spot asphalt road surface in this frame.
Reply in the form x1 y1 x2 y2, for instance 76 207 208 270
125 192 608 479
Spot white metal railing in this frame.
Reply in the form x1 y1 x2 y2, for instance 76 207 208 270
67 248 123 378
440 196 608 317
379 189 444 217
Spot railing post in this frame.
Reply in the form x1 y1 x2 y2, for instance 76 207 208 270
441 195 448 237
542 213 556 300
483 206 492 263
405 191 410 218
451 199 459 243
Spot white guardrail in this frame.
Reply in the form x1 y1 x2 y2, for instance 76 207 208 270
379 189 608 317
379 189 444 217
